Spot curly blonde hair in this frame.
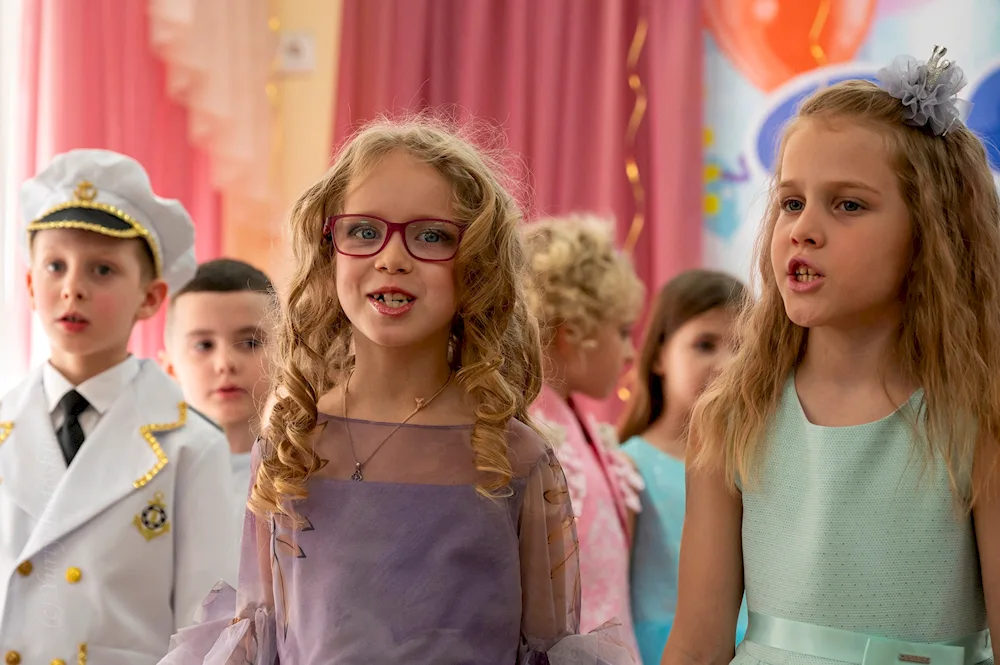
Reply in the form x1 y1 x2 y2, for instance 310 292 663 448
523 214 644 347
250 117 543 521
693 80 1000 509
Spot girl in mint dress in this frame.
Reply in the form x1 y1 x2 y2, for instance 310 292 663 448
618 270 748 665
663 50 997 665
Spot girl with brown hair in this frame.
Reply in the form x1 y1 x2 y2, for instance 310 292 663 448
618 269 748 665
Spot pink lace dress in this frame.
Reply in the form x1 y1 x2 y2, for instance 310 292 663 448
530 385 643 662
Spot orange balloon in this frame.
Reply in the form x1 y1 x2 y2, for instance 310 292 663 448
705 0 877 92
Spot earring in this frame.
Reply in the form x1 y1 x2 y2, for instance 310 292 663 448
449 316 463 367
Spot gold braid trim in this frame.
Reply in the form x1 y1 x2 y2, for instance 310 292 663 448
133 402 186 488
27 198 163 278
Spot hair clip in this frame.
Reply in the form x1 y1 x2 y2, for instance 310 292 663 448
876 45 970 136
925 45 952 87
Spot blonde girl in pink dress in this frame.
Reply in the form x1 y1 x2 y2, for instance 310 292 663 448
524 214 646 661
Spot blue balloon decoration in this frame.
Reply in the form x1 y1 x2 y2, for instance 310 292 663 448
755 72 879 174
966 64 1000 171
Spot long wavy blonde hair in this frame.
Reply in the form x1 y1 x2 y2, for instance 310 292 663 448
250 118 542 521
693 80 1000 509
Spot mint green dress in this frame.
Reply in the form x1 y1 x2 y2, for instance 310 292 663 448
622 436 748 665
735 377 991 665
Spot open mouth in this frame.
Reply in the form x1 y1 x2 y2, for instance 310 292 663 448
368 292 415 309
788 259 823 283
792 266 822 283
58 313 90 327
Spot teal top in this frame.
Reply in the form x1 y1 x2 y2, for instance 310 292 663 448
622 436 748 665
734 376 991 665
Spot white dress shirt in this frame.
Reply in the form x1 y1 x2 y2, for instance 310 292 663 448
43 356 140 441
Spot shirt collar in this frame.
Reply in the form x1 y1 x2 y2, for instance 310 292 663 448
536 382 577 423
43 356 141 416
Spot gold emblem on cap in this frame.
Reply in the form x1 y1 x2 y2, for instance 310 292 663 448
73 180 97 202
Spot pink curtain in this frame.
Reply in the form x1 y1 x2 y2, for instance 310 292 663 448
332 0 703 421
19 0 222 361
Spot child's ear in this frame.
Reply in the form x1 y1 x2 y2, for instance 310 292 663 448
553 323 581 352
554 324 598 363
137 279 169 321
157 349 176 378
25 270 34 309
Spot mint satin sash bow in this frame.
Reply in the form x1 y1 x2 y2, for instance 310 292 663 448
745 612 991 665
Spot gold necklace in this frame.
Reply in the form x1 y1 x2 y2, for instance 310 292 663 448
343 370 453 481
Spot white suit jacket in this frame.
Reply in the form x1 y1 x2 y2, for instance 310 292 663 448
0 360 238 665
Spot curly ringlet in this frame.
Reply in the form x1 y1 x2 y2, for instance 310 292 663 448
523 214 644 349
692 79 1000 509
250 115 544 522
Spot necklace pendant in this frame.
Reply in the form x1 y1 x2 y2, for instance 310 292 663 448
351 462 364 482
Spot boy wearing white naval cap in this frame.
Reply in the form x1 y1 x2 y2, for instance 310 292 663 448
0 149 238 665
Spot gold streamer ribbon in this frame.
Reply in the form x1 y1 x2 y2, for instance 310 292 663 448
618 15 649 402
623 16 649 253
808 0 831 66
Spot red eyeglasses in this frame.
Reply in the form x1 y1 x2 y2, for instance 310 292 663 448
322 214 465 262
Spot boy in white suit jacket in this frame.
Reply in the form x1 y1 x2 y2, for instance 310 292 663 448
0 150 238 665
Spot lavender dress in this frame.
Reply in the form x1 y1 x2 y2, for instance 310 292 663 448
160 415 633 664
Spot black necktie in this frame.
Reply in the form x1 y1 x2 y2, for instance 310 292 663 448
57 390 90 466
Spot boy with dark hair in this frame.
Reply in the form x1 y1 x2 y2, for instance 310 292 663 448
160 258 274 519
0 149 237 665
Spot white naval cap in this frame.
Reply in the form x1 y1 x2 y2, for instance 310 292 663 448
20 149 197 293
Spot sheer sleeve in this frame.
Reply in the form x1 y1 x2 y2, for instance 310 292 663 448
518 446 635 664
533 412 589 521
159 439 278 664
519 446 580 649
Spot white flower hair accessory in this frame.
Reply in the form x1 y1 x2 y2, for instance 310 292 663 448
876 45 971 136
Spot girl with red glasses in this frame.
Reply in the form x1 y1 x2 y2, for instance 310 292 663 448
160 119 634 664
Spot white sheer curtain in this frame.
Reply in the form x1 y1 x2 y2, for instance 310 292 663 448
148 0 276 206
0 0 34 395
